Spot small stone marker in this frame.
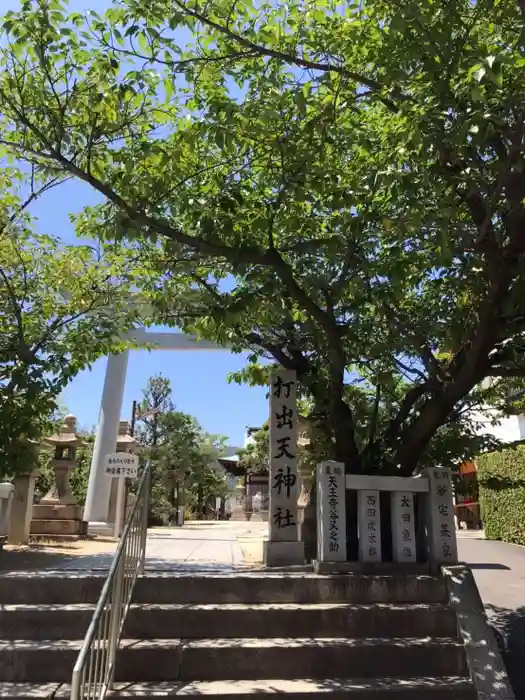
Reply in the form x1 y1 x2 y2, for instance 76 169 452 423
358 490 382 562
423 467 458 565
317 461 346 562
103 453 139 479
391 491 416 563
264 369 304 566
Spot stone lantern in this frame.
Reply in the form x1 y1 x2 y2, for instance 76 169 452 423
30 414 87 540
116 420 140 455
41 414 84 506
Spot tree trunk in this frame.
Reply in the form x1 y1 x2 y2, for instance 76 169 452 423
326 362 361 473
394 264 514 473
198 484 203 518
331 396 361 473
302 479 317 562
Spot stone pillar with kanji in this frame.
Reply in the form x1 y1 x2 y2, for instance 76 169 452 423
317 461 346 562
423 467 458 565
264 369 305 566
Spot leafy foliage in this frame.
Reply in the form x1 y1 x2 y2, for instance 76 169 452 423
0 166 143 477
237 426 269 474
137 375 231 521
2 0 525 473
478 445 525 546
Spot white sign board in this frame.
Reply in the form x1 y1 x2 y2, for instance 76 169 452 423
103 453 139 479
269 369 299 542
317 461 346 562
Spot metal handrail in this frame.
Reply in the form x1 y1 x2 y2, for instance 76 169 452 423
71 461 152 700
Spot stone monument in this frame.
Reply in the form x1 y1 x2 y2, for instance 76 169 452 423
8 440 40 546
264 368 305 566
31 414 87 540
317 461 346 563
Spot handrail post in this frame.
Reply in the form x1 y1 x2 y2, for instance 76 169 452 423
71 459 152 700
138 461 150 575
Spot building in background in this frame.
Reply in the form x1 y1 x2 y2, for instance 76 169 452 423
456 394 525 529
217 427 270 521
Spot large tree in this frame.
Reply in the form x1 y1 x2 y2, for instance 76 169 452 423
137 375 230 521
1 0 524 474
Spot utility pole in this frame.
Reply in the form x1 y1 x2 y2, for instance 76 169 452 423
130 400 137 437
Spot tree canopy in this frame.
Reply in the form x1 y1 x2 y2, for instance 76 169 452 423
2 0 525 473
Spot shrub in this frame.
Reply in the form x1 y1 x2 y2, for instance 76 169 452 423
478 445 525 545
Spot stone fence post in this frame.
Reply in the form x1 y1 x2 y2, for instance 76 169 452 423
8 469 40 545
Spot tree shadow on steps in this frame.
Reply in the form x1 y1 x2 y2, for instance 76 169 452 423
485 604 525 698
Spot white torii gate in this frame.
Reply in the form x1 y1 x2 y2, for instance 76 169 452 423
84 328 225 532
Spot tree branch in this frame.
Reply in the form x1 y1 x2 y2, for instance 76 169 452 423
172 0 399 110
368 384 381 448
383 383 431 446
486 367 525 378
244 330 309 374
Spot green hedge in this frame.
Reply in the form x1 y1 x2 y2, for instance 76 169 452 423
478 445 525 545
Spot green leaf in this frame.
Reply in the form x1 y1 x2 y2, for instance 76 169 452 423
473 67 485 82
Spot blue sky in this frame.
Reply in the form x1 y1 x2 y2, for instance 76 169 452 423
4 0 269 446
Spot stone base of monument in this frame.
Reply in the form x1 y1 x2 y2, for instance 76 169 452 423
30 503 87 540
87 521 115 537
264 540 305 566
313 560 431 575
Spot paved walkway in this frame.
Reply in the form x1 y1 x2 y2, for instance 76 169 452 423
143 522 256 571
0 521 268 572
458 532 525 697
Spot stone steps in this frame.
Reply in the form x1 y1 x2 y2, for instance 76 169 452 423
0 571 449 605
0 571 474 698
0 637 467 683
0 677 477 699
0 602 457 640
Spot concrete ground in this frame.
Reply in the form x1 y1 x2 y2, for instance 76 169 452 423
143 521 267 571
457 531 525 698
0 521 268 572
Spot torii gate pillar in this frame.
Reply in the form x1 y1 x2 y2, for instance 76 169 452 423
83 351 129 533
83 331 223 535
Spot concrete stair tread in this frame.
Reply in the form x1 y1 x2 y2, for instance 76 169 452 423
180 637 463 649
0 683 63 697
0 678 476 698
110 678 475 696
0 637 464 651
0 572 447 606
0 571 441 580
0 602 451 612
1 604 95 611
